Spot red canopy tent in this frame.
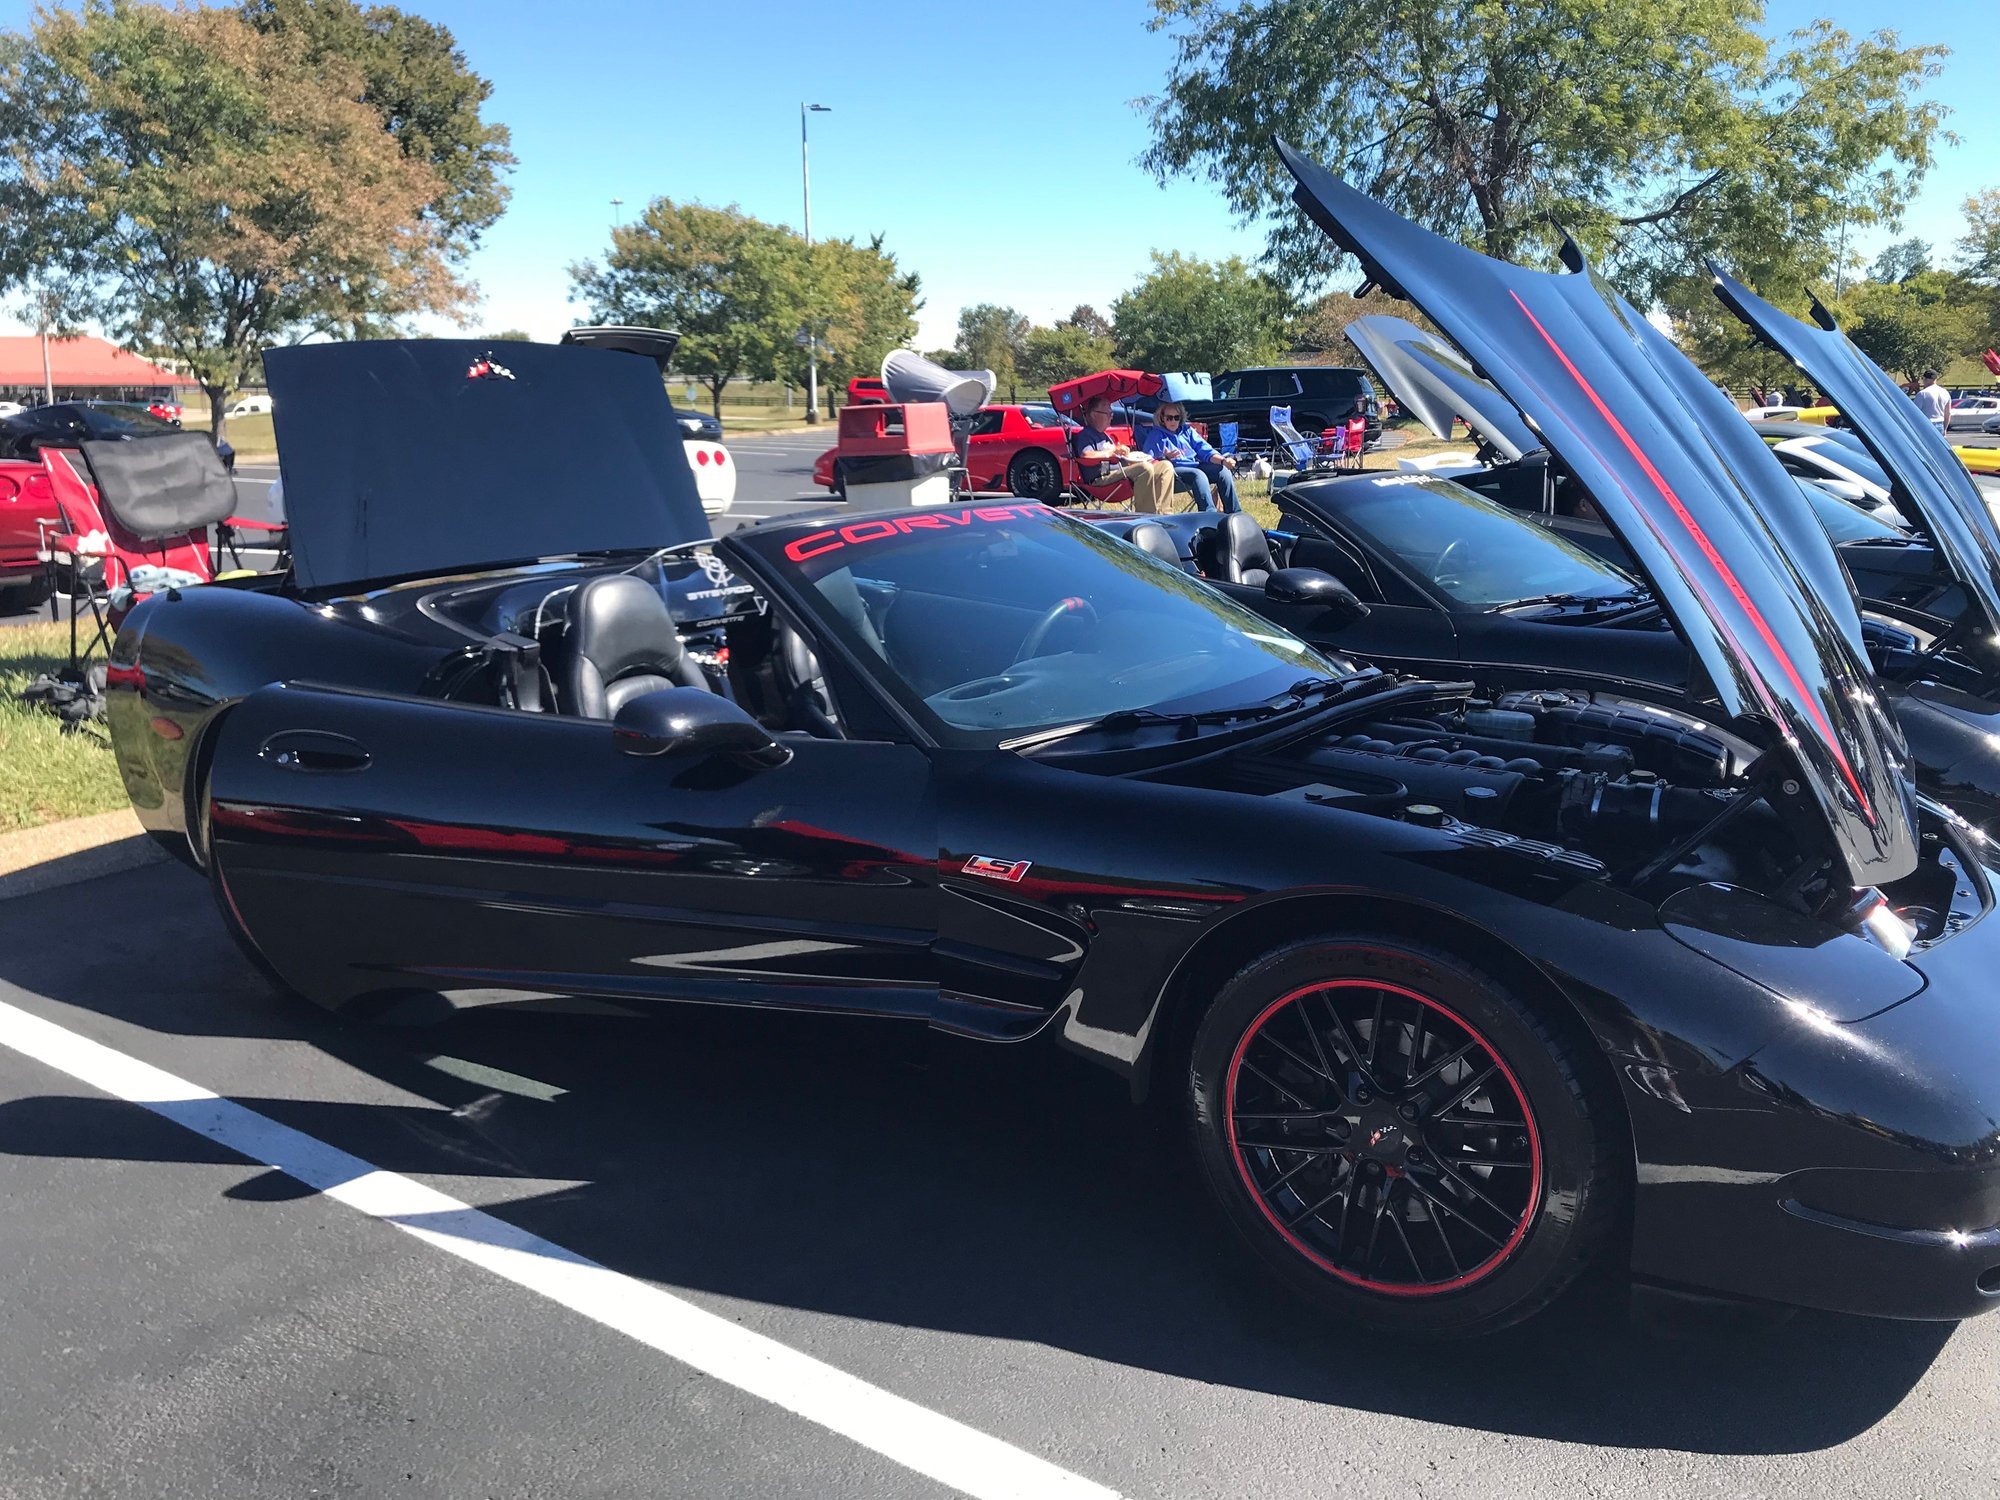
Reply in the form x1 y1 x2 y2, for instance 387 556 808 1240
0 335 197 395
1047 368 1164 417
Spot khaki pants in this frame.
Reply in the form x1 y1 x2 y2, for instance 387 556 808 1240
1099 457 1178 513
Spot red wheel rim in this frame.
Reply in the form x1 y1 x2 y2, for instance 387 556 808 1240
1224 978 1543 1296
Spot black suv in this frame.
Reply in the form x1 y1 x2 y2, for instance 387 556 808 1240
1184 365 1380 450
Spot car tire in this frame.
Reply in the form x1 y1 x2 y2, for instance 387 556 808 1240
1 573 53 612
1008 449 1063 502
1186 933 1622 1337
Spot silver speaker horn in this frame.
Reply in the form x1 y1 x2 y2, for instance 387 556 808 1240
881 349 995 418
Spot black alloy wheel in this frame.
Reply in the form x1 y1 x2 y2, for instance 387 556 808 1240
1008 448 1063 502
1189 935 1621 1336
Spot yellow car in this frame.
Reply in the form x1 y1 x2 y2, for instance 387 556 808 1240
1954 444 2000 475
1793 405 1840 425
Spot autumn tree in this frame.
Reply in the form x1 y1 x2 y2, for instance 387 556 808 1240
1143 3 1947 305
242 0 513 252
0 2 488 444
1063 304 1114 342
1112 252 1289 374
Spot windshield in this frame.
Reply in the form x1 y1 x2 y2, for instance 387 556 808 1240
1800 479 1907 544
1306 476 1639 608
753 503 1352 745
1777 435 1894 496
79 404 178 437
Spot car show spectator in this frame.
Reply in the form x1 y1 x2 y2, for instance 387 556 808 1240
1071 397 1176 512
1913 370 1952 433
1139 400 1239 512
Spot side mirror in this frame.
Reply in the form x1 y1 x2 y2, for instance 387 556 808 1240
1265 566 1371 626
612 688 792 768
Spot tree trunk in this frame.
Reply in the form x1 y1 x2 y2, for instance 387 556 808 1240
708 375 728 420
207 383 228 449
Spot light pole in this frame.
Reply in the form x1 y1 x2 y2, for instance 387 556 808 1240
802 102 831 423
610 197 624 229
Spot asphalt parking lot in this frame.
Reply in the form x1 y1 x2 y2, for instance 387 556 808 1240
1 852 1998 1498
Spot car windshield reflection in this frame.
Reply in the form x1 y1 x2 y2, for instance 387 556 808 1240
763 504 1351 745
1307 477 1640 609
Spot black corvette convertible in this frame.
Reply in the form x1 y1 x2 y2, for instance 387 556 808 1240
106 167 2000 1338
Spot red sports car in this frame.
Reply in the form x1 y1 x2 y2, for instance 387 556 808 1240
813 402 1133 501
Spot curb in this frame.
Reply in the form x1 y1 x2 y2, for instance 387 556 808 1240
0 809 168 901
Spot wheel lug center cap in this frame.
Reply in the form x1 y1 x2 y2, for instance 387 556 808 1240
1353 1106 1414 1166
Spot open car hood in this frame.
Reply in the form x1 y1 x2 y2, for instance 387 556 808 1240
1278 141 1918 887
1710 271 2000 651
265 339 708 592
1343 315 1539 461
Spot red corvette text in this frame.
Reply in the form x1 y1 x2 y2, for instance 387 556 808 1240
782 504 1046 564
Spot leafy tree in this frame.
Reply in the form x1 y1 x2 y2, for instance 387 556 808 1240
1142 3 1948 304
1019 323 1116 392
570 200 807 419
783 233 922 402
1111 251 1290 373
0 1 470 443
1960 190 2000 284
1290 287 1428 358
1869 238 1931 285
479 329 533 342
953 304 1030 399
1062 304 1114 341
1845 270 1984 382
241 0 513 251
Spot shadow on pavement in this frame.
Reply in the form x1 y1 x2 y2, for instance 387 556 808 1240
0 860 1957 1456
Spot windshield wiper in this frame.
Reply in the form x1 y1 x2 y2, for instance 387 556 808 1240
1009 670 1391 752
1490 588 1647 614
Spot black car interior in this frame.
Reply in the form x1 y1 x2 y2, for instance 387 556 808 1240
551 574 710 718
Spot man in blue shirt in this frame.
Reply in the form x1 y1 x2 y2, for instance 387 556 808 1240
1140 400 1239 512
1069 397 1176 511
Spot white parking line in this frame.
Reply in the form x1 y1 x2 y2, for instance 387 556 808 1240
0 996 1120 1500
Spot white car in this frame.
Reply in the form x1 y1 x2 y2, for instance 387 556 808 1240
684 438 735 517
0 400 24 418
225 394 272 417
1948 395 2000 431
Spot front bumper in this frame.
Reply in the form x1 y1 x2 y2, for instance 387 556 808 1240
1629 867 2000 1320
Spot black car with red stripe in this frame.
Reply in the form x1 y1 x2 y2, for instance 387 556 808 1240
101 177 2000 1337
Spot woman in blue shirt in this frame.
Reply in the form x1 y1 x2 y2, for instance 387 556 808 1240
1140 401 1240 512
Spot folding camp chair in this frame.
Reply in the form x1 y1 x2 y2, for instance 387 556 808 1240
35 433 268 674
1268 405 1343 479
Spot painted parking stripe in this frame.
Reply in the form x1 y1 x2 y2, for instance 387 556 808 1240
0 996 1120 1500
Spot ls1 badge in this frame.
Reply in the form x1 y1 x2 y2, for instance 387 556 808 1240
962 855 1031 883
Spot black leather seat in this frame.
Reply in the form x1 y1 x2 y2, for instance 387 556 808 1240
554 574 708 718
1213 511 1275 587
1125 521 1183 567
773 617 838 736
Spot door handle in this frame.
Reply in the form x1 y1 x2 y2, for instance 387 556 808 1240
260 729 371 772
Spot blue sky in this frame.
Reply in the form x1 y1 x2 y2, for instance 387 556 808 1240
1 1 1992 348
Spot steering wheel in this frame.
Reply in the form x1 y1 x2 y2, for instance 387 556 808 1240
1013 596 1099 664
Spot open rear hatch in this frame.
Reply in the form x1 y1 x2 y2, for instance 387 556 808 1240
1344 314 1539 461
1276 140 1918 888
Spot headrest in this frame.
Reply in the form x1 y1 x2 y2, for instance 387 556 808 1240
563 574 683 681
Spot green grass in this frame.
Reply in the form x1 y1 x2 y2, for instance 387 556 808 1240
0 622 128 830
180 409 276 458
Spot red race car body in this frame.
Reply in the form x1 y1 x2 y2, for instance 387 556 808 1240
812 402 1133 503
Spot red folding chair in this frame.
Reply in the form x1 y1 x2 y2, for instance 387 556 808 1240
35 434 276 672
